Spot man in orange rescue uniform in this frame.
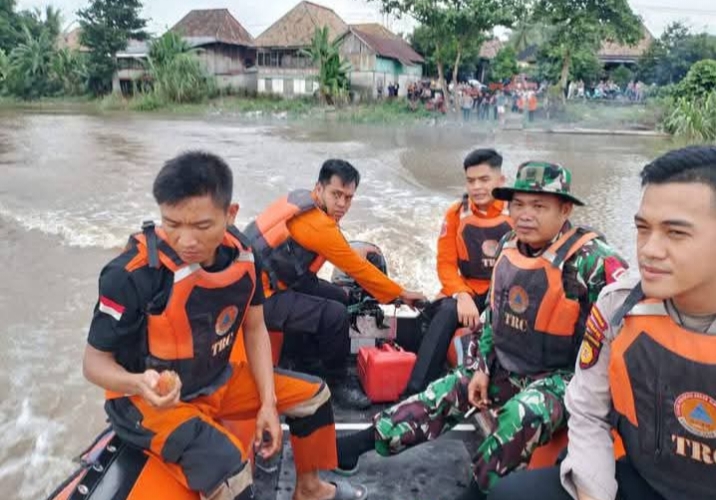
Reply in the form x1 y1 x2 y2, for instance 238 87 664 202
82 152 367 500
488 147 716 500
405 148 513 395
244 159 426 410
335 162 628 500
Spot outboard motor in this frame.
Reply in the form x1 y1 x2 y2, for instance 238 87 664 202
331 241 391 334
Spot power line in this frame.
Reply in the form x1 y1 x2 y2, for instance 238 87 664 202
632 3 716 15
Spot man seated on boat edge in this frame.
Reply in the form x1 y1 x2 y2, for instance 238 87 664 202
404 148 513 396
335 161 628 500
244 159 427 411
488 146 716 500
82 151 367 500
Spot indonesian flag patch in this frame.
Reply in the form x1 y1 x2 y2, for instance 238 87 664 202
99 296 125 321
579 305 607 370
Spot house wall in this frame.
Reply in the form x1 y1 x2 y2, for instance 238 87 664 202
339 33 375 72
349 57 423 99
195 44 253 76
257 65 319 98
216 72 257 91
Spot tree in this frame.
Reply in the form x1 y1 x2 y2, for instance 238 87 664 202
52 48 88 95
0 47 8 90
77 0 148 95
6 25 57 98
300 26 351 105
370 0 521 113
490 46 519 82
508 7 551 53
0 0 18 53
534 43 603 86
533 0 642 96
146 32 212 103
679 59 716 99
17 5 61 41
610 64 632 88
638 22 716 85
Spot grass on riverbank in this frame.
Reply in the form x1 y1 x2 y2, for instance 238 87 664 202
556 100 667 131
95 93 439 124
0 93 666 131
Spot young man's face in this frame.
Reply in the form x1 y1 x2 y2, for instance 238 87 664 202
160 195 237 267
465 163 505 209
509 193 573 248
315 175 357 222
636 182 716 312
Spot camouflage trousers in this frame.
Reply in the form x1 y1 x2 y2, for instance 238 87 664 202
373 363 570 494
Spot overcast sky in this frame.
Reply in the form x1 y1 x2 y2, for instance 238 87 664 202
16 0 716 39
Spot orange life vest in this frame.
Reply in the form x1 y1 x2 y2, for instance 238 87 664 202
490 226 598 374
244 189 326 292
456 194 513 282
107 224 257 400
610 285 716 500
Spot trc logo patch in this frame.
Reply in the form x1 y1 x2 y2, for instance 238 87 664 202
508 286 529 314
674 392 716 439
215 305 239 337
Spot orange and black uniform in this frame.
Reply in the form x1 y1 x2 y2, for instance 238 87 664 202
405 197 512 394
245 190 403 379
609 286 716 500
88 224 337 498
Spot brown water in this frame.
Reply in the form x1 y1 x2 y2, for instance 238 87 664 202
0 110 669 499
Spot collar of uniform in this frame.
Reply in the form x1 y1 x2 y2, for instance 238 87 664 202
465 198 506 219
516 220 573 258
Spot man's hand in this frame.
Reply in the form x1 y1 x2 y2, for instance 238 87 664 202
577 491 601 500
254 404 282 459
456 292 480 330
399 290 428 308
137 369 182 409
467 371 490 409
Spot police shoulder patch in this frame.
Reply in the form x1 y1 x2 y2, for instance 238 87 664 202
579 305 608 370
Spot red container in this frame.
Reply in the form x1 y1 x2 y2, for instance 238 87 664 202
357 343 417 403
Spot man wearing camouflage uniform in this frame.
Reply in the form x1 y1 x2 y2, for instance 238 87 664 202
335 162 628 500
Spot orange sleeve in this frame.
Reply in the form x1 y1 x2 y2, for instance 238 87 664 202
287 209 404 304
437 204 473 297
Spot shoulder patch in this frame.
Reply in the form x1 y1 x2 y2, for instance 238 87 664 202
579 305 607 369
604 255 628 285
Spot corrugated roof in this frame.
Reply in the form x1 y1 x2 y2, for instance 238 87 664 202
598 25 654 61
479 38 504 60
349 23 424 65
169 9 254 47
255 1 348 48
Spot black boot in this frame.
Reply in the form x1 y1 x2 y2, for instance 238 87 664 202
335 426 376 474
326 373 372 411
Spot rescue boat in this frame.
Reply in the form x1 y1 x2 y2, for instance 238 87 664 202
47 241 572 500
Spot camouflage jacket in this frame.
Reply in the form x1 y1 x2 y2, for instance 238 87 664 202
466 221 628 375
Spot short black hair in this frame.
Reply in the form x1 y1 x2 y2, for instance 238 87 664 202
153 151 233 209
641 146 716 199
318 159 361 188
463 148 503 171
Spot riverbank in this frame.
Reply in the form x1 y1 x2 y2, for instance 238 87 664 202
0 94 667 133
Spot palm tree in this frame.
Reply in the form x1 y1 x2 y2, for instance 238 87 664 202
7 25 57 98
0 48 8 87
300 26 351 105
145 32 210 103
52 48 88 95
